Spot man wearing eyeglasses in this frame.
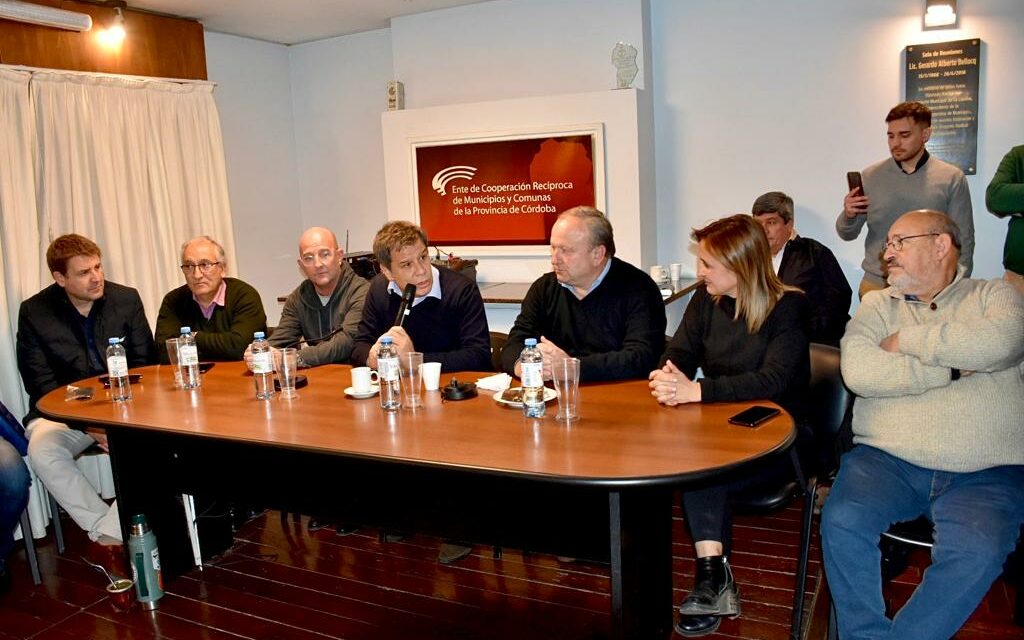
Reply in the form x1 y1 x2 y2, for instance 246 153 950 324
823 210 1024 640
155 236 266 362
16 234 156 550
836 101 974 298
264 227 368 367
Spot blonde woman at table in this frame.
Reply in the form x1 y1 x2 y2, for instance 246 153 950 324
649 214 811 637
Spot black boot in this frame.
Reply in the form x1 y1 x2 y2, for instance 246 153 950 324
674 613 721 637
678 555 740 617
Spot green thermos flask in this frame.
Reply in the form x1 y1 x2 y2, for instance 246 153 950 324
128 513 164 610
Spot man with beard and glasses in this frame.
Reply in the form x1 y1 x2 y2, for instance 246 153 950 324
823 209 1024 640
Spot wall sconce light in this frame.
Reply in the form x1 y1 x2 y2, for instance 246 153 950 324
97 7 126 46
924 0 957 29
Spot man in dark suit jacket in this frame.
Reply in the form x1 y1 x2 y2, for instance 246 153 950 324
16 234 157 547
753 192 852 346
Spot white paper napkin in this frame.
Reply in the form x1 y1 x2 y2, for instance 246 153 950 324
476 372 513 392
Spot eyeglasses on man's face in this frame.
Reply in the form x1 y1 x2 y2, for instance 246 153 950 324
299 249 336 266
180 261 221 275
884 233 939 252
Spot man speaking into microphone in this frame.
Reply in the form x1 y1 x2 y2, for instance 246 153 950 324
351 220 491 373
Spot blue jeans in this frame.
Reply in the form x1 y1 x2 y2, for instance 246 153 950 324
0 438 31 563
821 445 1024 640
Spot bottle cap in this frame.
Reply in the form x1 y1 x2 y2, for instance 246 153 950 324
131 513 148 525
254 331 265 339
381 336 393 344
525 338 537 347
180 326 191 334
108 337 120 345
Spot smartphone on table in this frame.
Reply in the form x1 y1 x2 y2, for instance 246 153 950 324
728 405 781 428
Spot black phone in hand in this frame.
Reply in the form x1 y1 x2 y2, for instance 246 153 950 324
847 171 865 196
728 405 781 428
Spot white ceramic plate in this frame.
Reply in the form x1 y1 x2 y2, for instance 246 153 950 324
493 386 557 407
344 385 379 399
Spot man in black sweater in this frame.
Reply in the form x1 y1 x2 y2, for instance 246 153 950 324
753 191 852 346
351 221 490 372
350 220 490 565
501 206 666 382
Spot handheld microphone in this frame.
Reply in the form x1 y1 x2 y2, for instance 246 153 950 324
394 283 417 327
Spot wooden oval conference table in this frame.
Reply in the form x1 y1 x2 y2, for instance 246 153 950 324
39 361 794 640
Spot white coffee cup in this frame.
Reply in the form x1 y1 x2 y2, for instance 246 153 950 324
420 362 442 391
649 265 667 282
670 262 682 281
351 366 379 393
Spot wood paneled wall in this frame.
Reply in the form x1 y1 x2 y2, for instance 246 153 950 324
0 0 206 80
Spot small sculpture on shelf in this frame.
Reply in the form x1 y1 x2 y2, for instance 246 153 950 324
612 42 639 89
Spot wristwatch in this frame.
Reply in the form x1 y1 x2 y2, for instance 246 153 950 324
950 368 962 381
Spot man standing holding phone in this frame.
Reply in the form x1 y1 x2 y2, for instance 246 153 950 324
835 101 974 297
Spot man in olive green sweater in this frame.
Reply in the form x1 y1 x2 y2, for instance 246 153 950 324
155 235 266 362
823 210 1024 640
987 144 1024 295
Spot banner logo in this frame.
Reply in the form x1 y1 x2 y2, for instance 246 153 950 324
431 165 477 195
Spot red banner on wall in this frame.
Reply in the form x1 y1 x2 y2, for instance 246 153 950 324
414 134 597 246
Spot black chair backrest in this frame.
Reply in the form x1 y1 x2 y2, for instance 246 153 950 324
807 343 854 475
489 332 509 373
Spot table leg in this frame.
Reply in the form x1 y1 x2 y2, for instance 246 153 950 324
609 488 674 640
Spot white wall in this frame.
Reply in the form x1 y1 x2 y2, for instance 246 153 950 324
205 32 301 325
650 0 1024 297
208 0 1024 328
289 28 394 253
391 0 648 108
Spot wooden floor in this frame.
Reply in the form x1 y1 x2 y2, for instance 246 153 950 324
1 500 1020 639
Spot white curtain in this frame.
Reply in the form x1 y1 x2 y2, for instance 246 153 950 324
31 71 238 322
0 66 236 537
0 69 41 423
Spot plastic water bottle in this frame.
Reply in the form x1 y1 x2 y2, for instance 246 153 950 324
105 337 131 401
378 336 402 411
251 331 275 399
128 513 164 610
179 326 201 390
520 338 546 418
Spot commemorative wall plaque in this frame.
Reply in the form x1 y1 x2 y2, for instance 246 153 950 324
905 39 982 174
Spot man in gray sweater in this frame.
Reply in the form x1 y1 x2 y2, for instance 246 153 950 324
836 101 973 297
268 227 368 367
822 210 1024 640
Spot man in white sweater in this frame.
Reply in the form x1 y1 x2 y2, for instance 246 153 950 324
836 101 974 298
823 209 1024 640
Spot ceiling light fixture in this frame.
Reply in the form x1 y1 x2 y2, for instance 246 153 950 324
0 0 92 31
924 0 957 29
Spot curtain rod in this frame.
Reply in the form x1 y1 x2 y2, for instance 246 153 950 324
0 63 216 87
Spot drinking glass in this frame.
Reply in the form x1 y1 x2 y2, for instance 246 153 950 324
552 357 581 422
278 348 299 399
165 338 183 388
401 352 424 408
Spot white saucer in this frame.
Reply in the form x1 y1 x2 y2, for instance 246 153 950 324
344 385 379 399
